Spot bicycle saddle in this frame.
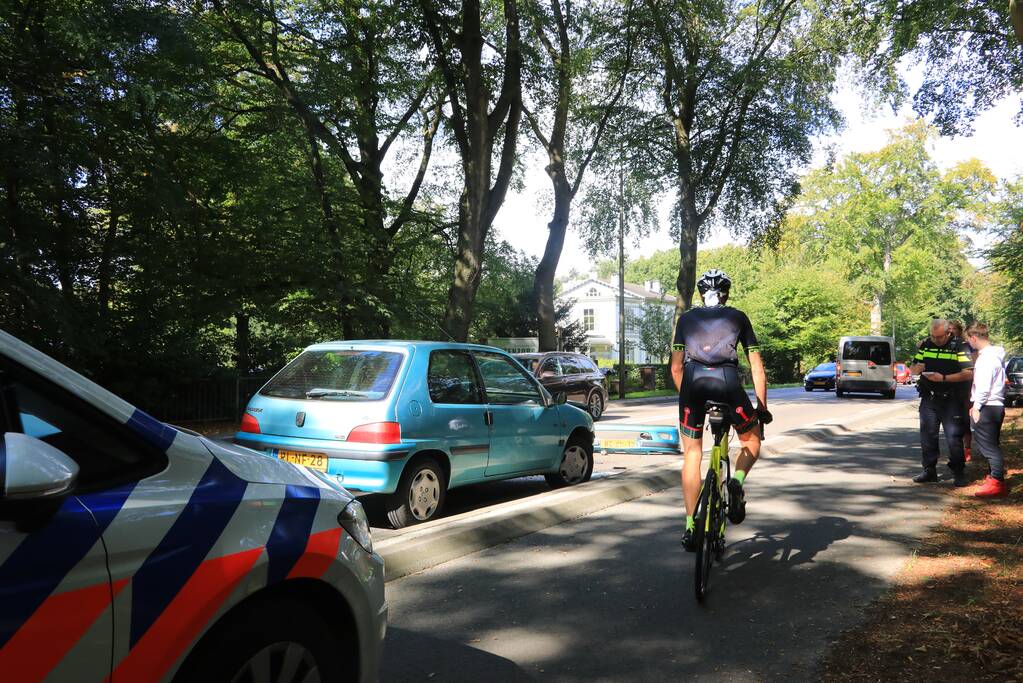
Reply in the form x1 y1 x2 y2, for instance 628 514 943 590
705 401 729 425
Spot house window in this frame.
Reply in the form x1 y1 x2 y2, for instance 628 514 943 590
625 307 638 332
587 287 599 297
583 308 595 331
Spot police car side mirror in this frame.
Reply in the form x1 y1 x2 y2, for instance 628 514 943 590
1 432 79 501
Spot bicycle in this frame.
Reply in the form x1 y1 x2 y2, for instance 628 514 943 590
691 401 769 602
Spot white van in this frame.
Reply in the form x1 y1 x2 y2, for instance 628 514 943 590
836 335 897 399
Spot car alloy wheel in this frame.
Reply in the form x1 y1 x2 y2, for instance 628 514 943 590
231 642 320 683
408 468 441 521
588 392 603 419
560 444 589 484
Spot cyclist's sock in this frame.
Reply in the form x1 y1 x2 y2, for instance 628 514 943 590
686 515 695 531
732 470 747 486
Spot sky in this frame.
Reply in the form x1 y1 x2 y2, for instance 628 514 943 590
488 79 1023 280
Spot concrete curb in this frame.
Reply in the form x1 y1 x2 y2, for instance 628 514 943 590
376 461 679 582
377 398 919 583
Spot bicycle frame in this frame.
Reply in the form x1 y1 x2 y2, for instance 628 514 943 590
694 405 733 602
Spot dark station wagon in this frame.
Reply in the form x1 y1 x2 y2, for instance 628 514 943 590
514 352 610 420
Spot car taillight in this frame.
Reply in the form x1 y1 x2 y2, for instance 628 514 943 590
240 412 261 434
836 362 841 375
347 422 401 444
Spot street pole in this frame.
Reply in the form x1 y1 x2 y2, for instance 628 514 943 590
618 169 626 400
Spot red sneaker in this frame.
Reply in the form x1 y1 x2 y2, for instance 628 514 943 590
974 476 1009 498
964 446 972 463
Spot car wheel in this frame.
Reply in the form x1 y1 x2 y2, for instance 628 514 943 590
587 391 604 420
884 390 896 399
545 436 594 489
387 457 446 529
174 597 354 683
805 386 812 392
836 388 845 398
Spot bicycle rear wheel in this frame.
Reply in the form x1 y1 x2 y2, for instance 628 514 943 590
694 468 718 603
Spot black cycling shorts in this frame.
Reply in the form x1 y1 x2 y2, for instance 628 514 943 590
678 362 758 439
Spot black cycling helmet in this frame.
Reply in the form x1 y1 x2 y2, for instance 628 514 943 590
697 269 731 305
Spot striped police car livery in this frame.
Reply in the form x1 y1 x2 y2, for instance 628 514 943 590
0 330 386 682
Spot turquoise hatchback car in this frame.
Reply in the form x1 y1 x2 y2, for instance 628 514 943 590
235 341 595 527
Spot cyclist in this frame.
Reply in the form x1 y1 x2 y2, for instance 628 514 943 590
671 269 770 551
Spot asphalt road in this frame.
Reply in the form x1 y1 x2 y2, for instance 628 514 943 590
379 398 962 682
364 385 919 535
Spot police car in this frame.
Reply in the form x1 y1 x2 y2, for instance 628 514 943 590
0 330 386 682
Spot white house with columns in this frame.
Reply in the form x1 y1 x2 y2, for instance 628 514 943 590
560 277 676 363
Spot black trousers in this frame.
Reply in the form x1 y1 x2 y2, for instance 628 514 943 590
972 405 1006 480
919 395 966 472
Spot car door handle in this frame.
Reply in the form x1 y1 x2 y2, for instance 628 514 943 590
484 410 493 426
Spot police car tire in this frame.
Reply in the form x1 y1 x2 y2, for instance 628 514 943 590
175 597 353 683
387 457 446 529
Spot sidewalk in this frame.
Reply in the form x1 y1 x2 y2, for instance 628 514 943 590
376 400 919 581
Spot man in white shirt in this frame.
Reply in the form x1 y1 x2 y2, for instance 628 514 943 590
966 322 1010 498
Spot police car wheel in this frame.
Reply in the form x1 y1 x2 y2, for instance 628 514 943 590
545 436 594 489
387 456 446 528
176 598 353 683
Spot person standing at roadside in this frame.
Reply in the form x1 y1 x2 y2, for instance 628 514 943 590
950 320 976 462
909 319 974 486
966 322 1011 498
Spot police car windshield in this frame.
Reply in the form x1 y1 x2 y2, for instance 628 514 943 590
261 350 402 400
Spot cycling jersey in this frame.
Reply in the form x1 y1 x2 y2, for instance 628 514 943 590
673 305 761 439
672 306 759 366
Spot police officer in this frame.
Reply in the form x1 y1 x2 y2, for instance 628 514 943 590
909 319 974 486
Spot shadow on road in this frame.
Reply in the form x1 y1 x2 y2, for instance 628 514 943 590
382 628 534 682
383 417 952 682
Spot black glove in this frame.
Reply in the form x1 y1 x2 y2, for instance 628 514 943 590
757 407 773 425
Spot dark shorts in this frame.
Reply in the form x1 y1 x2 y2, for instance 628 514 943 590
678 363 758 439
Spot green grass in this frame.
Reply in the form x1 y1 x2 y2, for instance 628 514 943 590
611 389 677 400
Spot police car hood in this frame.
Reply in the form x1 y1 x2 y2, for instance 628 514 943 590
200 436 354 500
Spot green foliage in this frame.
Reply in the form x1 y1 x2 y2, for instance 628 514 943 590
634 299 673 364
744 264 866 382
986 177 1023 348
846 0 1023 135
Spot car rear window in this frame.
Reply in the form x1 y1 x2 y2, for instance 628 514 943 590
842 341 891 365
260 350 403 400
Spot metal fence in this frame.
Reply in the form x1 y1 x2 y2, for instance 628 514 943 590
140 376 270 424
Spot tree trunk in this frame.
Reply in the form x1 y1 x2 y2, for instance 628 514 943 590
871 244 892 335
304 128 353 339
433 0 522 342
534 175 571 351
1011 0 1023 47
675 200 701 315
234 312 251 375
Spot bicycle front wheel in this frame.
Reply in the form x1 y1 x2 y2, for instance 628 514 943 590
694 468 718 603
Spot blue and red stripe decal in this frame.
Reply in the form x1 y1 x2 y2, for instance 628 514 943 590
125 408 177 453
0 483 135 650
265 485 321 584
127 456 247 647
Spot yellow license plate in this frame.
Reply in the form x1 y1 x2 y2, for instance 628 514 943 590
846 371 862 377
600 438 637 449
277 450 328 472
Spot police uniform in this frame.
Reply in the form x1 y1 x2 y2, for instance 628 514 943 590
913 337 973 473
